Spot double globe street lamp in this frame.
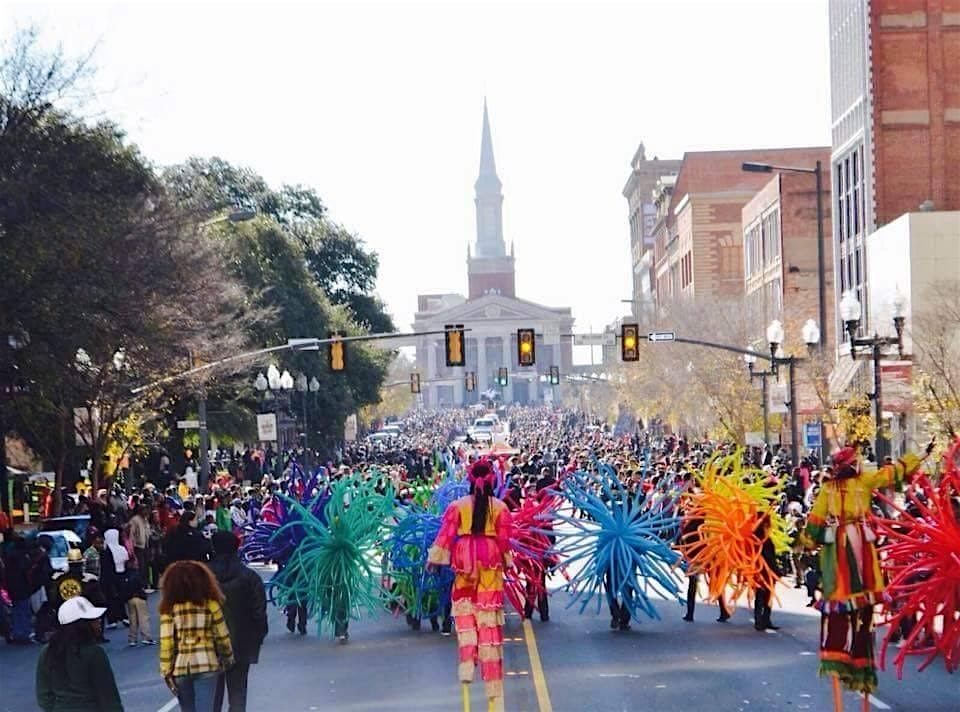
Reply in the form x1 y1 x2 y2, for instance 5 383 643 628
743 318 821 465
254 366 320 457
838 289 907 461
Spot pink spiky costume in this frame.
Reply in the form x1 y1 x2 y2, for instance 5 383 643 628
428 461 513 699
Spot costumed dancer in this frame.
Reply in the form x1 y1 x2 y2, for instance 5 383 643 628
801 442 933 712
506 488 561 623
268 473 395 642
676 451 789 627
427 460 512 708
553 464 684 630
873 438 960 678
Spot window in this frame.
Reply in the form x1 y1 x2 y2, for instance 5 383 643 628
762 209 780 264
834 143 868 338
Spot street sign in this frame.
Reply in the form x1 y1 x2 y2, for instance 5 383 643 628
344 414 358 443
647 331 676 343
287 338 319 351
804 422 823 449
257 413 278 442
176 419 200 430
573 333 615 346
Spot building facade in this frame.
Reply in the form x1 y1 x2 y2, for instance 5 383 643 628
413 103 574 408
654 148 831 312
622 144 681 321
829 0 960 338
742 157 834 354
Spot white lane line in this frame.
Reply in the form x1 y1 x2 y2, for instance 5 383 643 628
156 697 178 712
868 695 891 710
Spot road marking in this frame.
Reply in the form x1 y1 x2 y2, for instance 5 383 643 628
156 698 178 712
522 619 553 712
868 695 891 710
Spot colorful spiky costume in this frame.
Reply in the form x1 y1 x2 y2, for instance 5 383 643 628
553 464 684 622
428 461 513 700
676 451 789 604
268 473 396 636
504 489 562 618
802 447 926 695
874 438 960 677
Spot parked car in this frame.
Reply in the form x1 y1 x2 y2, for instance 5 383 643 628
39 515 91 540
37 530 83 572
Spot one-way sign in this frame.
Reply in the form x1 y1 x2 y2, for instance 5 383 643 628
647 331 676 343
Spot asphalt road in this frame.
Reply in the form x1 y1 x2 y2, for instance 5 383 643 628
2 576 956 712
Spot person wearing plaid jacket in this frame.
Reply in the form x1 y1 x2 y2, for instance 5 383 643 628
159 561 235 712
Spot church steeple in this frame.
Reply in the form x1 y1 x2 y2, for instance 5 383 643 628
474 99 506 258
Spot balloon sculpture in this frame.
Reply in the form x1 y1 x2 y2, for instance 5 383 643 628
268 473 396 638
875 438 960 677
552 463 684 624
676 451 788 605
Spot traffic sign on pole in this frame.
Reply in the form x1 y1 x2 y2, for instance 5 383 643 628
647 331 676 343
177 420 200 430
804 422 823 449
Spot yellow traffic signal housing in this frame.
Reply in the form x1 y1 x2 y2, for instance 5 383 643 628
445 324 465 367
410 373 421 394
517 328 535 367
465 371 476 392
549 365 560 385
621 323 640 362
328 333 346 372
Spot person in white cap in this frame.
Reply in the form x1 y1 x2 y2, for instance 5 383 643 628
36 596 124 711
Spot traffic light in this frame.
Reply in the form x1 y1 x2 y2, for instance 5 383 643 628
465 371 476 392
410 373 421 394
517 328 535 367
497 367 508 386
444 324 465 367
328 333 346 372
549 365 560 385
621 323 640 362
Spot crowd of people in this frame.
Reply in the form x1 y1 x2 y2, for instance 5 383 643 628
0 403 946 711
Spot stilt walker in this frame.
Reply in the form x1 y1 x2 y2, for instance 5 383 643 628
801 443 933 712
428 461 513 709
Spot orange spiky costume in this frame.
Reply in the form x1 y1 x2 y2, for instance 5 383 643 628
428 462 513 700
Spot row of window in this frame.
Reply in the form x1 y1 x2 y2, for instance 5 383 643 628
744 208 781 278
680 251 693 289
836 144 868 337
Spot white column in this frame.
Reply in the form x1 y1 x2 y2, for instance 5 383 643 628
529 373 539 403
501 336 513 403
454 370 465 406
426 340 437 408
477 336 488 394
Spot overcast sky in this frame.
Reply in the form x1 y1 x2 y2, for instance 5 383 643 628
5 0 831 343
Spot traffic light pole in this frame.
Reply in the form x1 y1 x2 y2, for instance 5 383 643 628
130 328 470 395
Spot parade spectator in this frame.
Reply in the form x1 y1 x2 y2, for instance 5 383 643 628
159 561 235 712
164 509 212 564
36 596 124 711
209 531 268 712
101 529 129 627
128 505 150 576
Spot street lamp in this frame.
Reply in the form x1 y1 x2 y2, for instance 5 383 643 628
743 345 773 447
802 319 821 354
839 289 907 460
294 373 320 461
743 160 826 349
1 330 28 514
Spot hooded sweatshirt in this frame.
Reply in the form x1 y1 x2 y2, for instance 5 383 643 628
103 530 128 574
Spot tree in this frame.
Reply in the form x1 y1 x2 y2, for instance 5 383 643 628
360 353 417 427
0 30 257 501
163 159 395 332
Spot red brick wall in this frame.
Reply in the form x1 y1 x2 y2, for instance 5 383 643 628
871 0 960 224
468 272 516 299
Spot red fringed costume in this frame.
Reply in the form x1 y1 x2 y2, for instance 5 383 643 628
428 463 513 700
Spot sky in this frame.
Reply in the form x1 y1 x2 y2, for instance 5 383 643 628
4 0 832 347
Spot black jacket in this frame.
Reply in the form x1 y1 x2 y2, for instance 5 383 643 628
208 555 268 665
163 525 212 564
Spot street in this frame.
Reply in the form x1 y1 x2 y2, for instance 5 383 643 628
3 572 955 712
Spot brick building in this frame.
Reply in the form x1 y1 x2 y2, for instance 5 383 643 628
829 0 960 336
621 143 681 320
742 155 834 353
654 148 832 311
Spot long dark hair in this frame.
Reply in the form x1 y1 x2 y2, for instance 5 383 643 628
470 463 494 536
159 560 224 614
46 619 98 677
